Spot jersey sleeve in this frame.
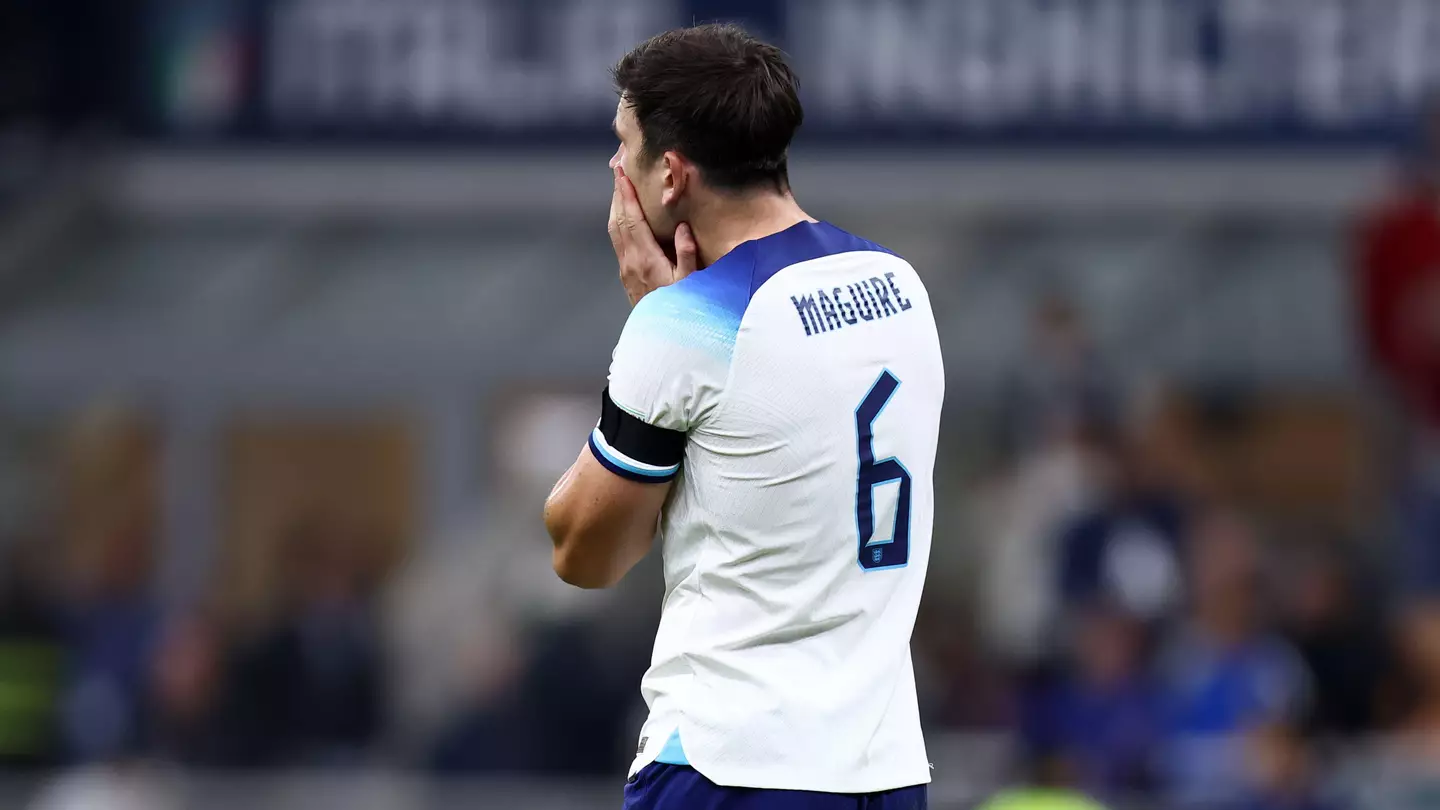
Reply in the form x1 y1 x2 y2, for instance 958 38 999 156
588 280 742 482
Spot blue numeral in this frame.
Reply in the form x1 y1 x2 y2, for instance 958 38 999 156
855 370 911 571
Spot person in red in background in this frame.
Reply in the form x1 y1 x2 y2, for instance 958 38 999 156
1355 103 1440 594
1357 122 1440 422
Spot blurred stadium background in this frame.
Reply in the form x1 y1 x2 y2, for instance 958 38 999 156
4 0 1440 808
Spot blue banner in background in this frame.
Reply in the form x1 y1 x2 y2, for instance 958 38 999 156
140 0 1440 148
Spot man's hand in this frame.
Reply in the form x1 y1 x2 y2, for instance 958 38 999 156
608 166 697 306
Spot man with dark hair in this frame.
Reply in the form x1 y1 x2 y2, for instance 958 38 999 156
545 24 943 809
604 22 809 304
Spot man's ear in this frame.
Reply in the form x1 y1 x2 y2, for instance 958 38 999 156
661 150 690 207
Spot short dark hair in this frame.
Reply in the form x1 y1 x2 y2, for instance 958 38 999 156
612 23 803 192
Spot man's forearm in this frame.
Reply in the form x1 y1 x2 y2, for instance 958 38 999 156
544 450 667 588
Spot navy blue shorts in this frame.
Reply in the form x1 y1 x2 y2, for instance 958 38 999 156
623 763 928 810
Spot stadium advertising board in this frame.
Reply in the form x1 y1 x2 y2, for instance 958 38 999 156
145 0 1440 147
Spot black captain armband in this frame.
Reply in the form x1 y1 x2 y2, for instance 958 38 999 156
586 388 686 483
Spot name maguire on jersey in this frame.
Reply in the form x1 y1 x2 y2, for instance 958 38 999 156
790 271 914 337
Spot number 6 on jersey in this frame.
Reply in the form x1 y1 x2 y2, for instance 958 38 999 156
855 370 911 571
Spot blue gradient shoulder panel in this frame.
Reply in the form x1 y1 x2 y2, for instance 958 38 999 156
630 252 751 359
628 221 896 358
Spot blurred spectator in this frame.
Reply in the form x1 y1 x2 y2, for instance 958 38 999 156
60 510 160 764
1053 428 1186 628
1353 600 1440 809
1355 106 1440 436
1279 548 1386 737
223 518 385 767
50 407 161 764
981 298 1121 664
1396 490 1440 597
1355 104 1440 594
977 423 1104 665
1392 600 1440 742
426 623 528 775
1337 600 1440 809
141 611 228 766
0 536 66 769
384 509 529 760
1156 509 1312 807
1236 723 1338 810
1019 601 1160 799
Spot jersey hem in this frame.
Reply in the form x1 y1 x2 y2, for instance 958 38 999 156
653 763 933 795
629 720 932 795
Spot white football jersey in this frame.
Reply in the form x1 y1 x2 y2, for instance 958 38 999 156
590 221 943 793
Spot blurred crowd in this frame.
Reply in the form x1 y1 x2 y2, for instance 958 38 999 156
918 259 1440 808
0 459 653 779
7 198 1440 810
2 288 1440 810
